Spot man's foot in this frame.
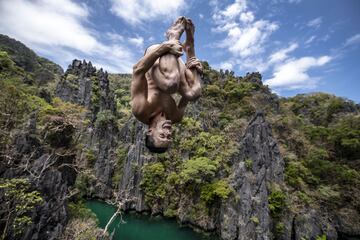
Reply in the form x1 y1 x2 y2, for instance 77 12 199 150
166 16 186 40
183 18 195 57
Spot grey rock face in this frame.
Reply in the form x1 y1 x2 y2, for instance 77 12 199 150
91 121 119 199
56 59 115 115
220 112 284 240
1 115 76 240
55 59 94 108
291 209 338 240
118 118 151 212
335 208 360 239
55 59 118 199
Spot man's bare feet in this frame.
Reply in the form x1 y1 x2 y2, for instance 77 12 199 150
166 16 186 40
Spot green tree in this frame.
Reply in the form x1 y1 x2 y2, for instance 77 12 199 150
0 178 43 239
179 157 218 185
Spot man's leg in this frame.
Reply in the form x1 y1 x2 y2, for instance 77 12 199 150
150 17 186 94
178 18 202 101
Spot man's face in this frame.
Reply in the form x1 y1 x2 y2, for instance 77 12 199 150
149 119 172 148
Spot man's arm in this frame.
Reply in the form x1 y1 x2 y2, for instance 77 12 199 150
172 97 189 123
178 57 203 101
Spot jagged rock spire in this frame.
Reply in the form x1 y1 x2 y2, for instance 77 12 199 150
220 111 284 240
56 59 115 114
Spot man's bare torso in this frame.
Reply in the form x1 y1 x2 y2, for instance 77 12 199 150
145 56 186 123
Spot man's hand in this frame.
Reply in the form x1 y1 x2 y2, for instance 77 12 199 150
163 39 183 57
186 57 203 74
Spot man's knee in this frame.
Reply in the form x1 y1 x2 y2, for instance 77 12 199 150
184 88 201 101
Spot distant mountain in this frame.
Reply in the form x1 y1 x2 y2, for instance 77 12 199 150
0 34 63 85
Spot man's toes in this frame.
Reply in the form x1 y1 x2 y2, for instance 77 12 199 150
186 18 194 29
174 16 186 27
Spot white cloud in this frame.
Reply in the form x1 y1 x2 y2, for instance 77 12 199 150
212 0 278 63
307 17 322 28
221 20 278 58
110 0 187 25
0 0 96 52
305 35 316 45
0 0 134 72
210 0 333 93
344 33 360 46
129 36 144 47
240 11 254 23
237 57 269 72
289 0 301 3
106 32 125 42
199 13 204 19
264 55 332 90
221 0 247 19
212 22 239 33
219 61 234 70
269 43 298 63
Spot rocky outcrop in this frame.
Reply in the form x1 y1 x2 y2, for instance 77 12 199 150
335 208 360 239
55 59 119 199
220 112 284 240
91 119 119 199
56 59 95 108
118 118 151 212
0 114 77 240
56 59 116 115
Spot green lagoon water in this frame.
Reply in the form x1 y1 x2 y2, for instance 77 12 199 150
86 200 217 240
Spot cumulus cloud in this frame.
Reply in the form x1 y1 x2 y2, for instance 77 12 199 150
0 0 134 72
129 36 144 47
219 61 234 70
220 0 247 19
212 0 278 71
110 0 187 25
221 20 278 58
264 55 332 90
0 0 96 52
307 17 322 28
269 43 298 63
240 11 254 23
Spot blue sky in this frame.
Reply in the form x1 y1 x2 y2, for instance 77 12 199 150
0 0 359 102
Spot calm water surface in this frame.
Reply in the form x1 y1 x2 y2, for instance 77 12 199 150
86 200 218 240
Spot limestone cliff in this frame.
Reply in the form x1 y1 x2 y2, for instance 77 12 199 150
220 112 284 240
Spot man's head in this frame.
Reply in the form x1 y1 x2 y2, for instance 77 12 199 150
145 113 172 153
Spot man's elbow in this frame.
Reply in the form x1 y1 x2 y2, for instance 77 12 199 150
173 114 184 124
132 106 146 122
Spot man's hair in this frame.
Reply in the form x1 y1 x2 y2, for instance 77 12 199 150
145 135 168 153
